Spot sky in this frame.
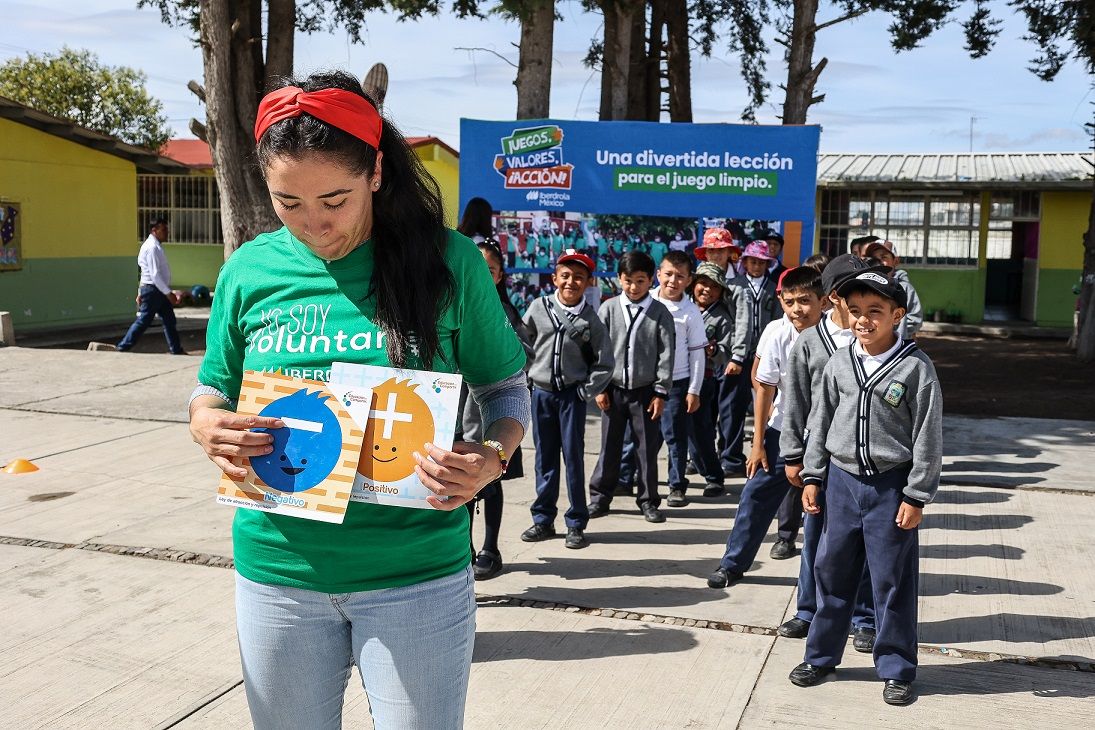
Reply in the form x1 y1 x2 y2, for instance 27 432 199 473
2 0 1092 153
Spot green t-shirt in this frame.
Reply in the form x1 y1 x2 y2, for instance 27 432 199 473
199 227 525 593
649 241 668 265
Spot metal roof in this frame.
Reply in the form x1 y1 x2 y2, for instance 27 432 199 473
0 95 188 174
817 152 1094 190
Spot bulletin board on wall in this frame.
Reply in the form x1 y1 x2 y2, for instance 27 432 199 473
0 202 21 272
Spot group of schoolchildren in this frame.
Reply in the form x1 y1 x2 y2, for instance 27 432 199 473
468 226 941 706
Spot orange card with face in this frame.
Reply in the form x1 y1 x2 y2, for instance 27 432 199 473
327 362 463 509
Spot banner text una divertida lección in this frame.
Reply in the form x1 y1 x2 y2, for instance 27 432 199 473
598 149 794 196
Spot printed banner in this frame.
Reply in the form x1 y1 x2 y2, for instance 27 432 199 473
460 119 820 244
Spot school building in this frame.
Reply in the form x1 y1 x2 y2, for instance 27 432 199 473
151 136 461 291
0 95 187 333
815 152 1093 328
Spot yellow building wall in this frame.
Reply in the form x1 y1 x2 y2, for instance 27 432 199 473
415 142 460 228
0 118 139 330
1039 191 1088 270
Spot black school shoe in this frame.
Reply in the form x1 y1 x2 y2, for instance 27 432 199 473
642 504 666 523
472 550 503 580
883 680 915 706
520 523 556 542
564 527 589 549
769 538 796 560
667 489 689 507
702 483 725 498
853 626 876 653
777 617 811 638
706 567 744 589
788 663 835 687
588 502 611 519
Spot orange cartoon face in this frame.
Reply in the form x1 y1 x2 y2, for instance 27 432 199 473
357 378 435 483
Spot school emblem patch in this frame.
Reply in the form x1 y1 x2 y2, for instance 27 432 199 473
883 381 907 408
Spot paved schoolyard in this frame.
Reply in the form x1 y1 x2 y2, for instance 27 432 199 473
1 347 1093 729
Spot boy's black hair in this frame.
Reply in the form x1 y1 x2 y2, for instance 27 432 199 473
840 281 907 310
779 266 824 298
660 249 693 273
617 250 656 277
803 253 830 273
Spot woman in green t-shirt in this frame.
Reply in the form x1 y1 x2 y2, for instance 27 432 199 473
187 72 528 730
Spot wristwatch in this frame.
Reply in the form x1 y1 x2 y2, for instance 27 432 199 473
481 439 509 479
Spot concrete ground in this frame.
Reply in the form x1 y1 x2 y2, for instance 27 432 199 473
1 347 1093 729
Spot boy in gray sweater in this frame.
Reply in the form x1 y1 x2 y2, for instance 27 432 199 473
521 250 614 549
587 251 676 524
789 270 943 707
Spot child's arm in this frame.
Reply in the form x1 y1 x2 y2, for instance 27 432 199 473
747 357 778 478
801 363 838 512
650 310 675 420
778 338 813 485
902 371 944 520
582 316 615 404
728 285 752 374
684 308 706 411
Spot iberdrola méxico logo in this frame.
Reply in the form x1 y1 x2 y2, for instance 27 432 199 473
494 125 574 190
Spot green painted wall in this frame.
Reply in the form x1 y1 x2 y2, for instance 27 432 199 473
903 267 985 324
1 256 136 331
1036 268 1081 328
164 243 224 289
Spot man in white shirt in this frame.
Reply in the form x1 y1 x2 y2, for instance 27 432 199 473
116 218 185 354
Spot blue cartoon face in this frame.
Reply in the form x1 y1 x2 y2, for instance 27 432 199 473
249 389 342 493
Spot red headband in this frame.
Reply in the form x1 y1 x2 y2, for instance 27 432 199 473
254 86 383 148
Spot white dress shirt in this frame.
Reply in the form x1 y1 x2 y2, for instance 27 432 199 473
824 311 856 350
854 336 904 377
653 287 706 395
754 315 799 431
137 233 172 295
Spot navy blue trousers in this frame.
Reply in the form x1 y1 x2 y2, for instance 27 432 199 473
661 378 691 491
531 386 589 529
117 285 182 353
805 463 919 681
796 501 875 628
589 384 662 509
718 427 791 573
777 488 802 542
718 364 752 471
687 375 724 485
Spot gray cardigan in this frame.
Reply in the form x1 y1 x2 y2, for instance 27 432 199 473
726 273 781 364
779 321 848 464
700 299 735 372
522 295 614 402
802 341 943 505
599 294 675 396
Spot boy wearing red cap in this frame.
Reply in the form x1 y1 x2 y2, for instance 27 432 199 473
521 250 615 549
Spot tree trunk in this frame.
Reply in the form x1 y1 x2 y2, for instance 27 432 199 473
200 0 280 260
625 6 647 120
782 0 821 125
664 0 691 122
1076 174 1095 361
598 0 617 120
608 1 639 120
515 0 555 120
644 1 665 122
265 0 295 85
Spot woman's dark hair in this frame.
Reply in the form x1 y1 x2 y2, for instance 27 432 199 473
459 197 495 239
476 239 507 303
256 70 454 368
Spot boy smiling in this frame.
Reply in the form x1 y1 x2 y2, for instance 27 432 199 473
789 270 943 706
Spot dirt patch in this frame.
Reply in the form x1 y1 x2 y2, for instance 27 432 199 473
917 334 1095 421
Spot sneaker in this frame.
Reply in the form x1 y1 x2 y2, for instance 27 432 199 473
702 483 726 498
564 527 589 549
641 504 665 523
706 567 743 588
520 523 556 542
788 663 835 687
666 489 689 507
853 626 876 653
588 502 611 519
882 680 915 705
472 550 503 580
685 461 699 475
769 538 796 560
777 617 811 638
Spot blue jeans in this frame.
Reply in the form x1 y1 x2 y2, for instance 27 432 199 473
235 566 476 729
660 378 691 491
531 386 589 528
805 463 918 681
796 491 875 630
687 374 724 485
719 427 790 573
117 284 182 353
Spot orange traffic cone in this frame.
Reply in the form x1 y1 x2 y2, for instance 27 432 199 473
3 459 39 474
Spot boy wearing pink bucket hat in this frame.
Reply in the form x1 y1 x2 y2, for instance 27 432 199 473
720 240 782 476
695 228 742 275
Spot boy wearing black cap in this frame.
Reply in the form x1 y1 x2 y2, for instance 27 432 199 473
521 250 615 549
788 269 943 706
777 254 878 647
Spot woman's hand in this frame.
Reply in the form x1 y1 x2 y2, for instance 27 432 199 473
189 406 282 478
414 442 503 511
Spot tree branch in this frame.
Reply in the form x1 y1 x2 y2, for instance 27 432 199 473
815 8 870 33
455 46 518 69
